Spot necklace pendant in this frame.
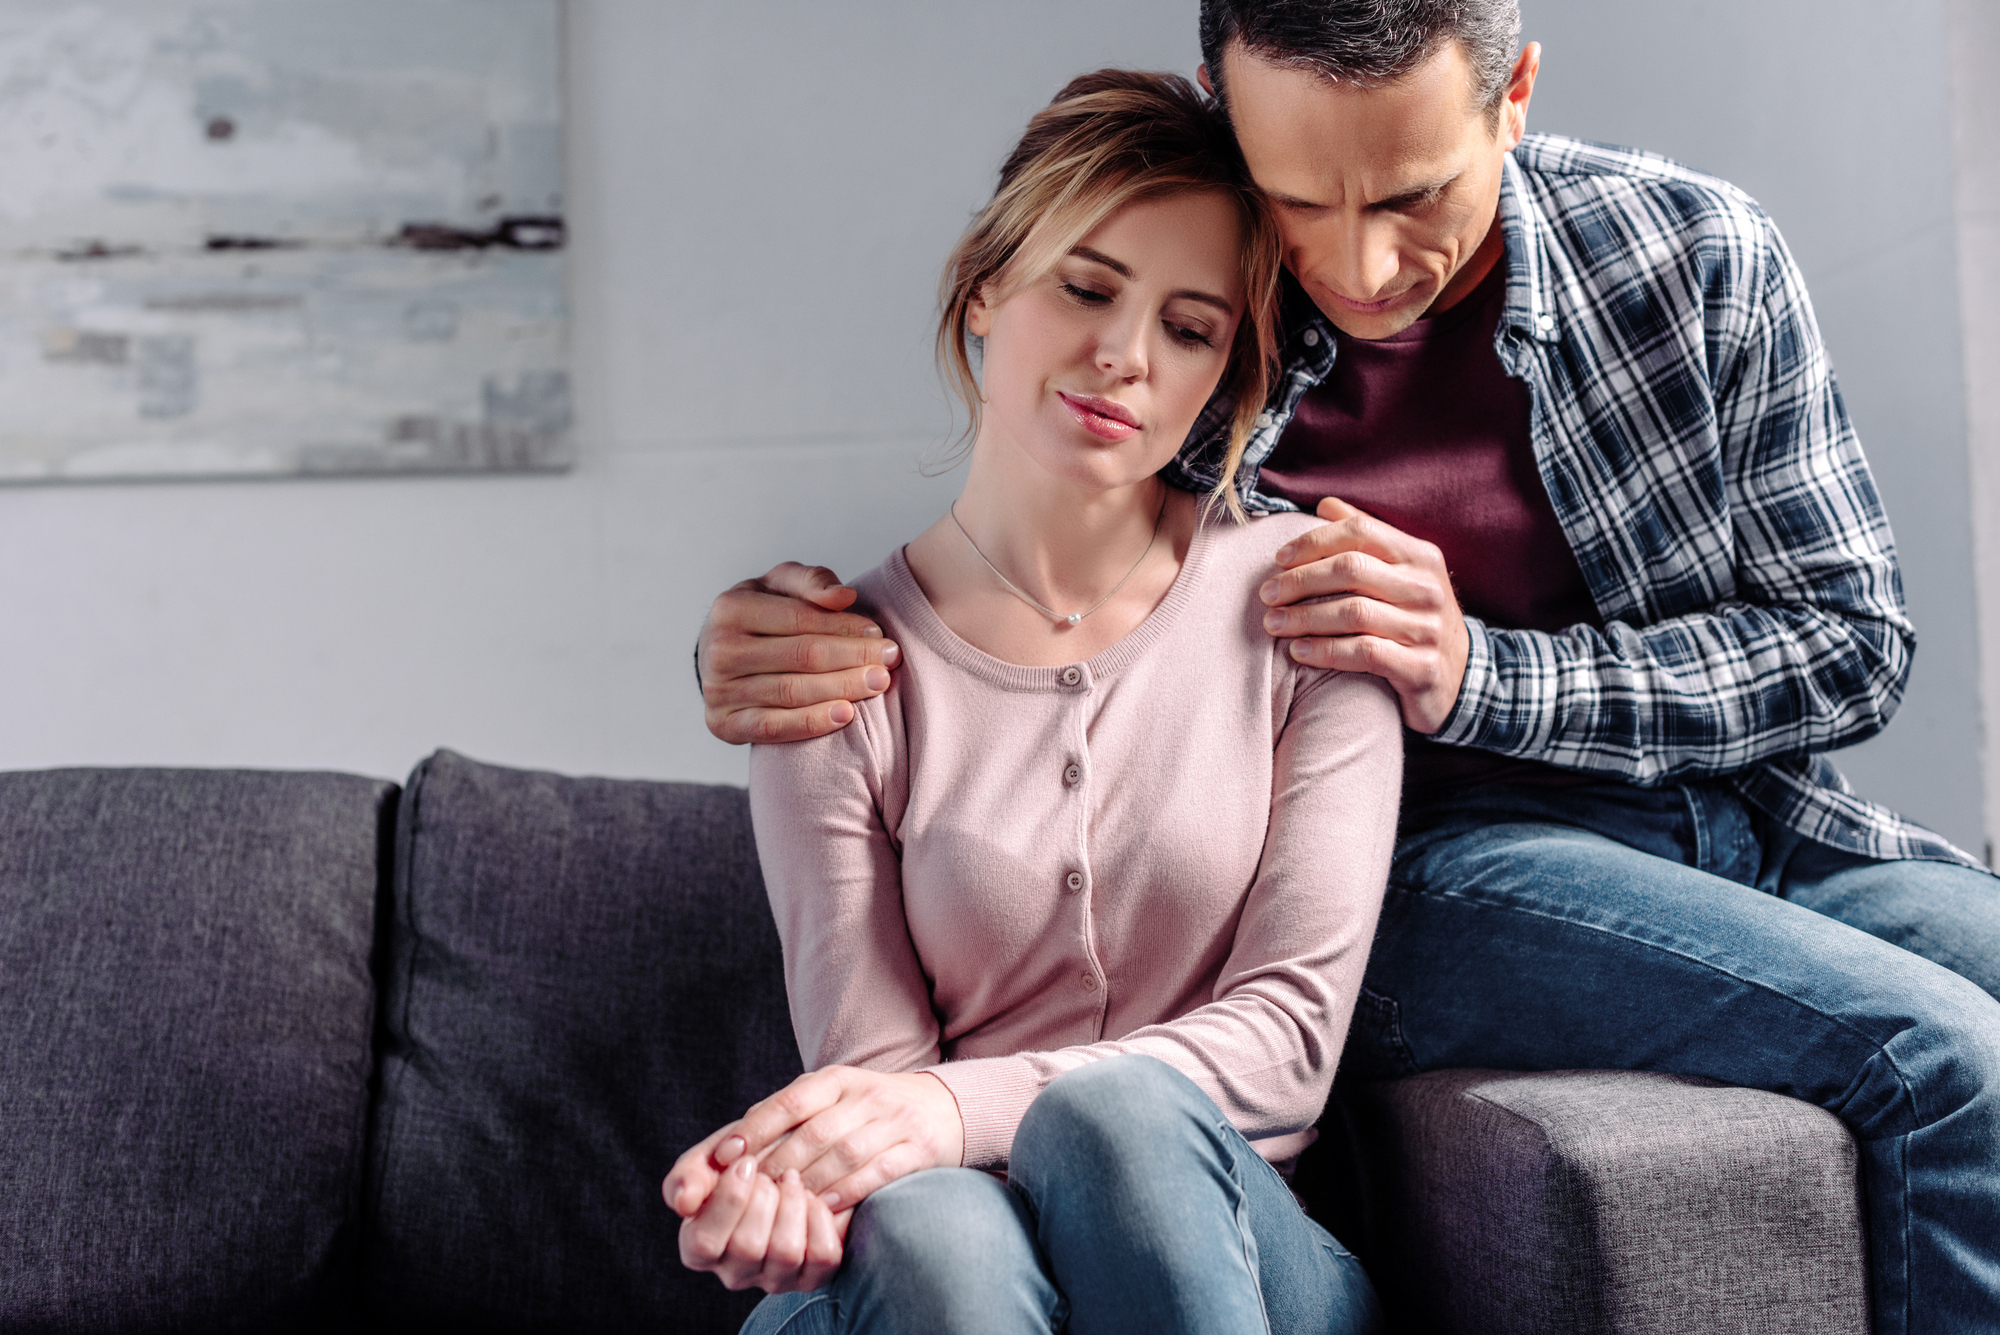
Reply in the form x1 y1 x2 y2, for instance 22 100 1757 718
1065 613 1081 626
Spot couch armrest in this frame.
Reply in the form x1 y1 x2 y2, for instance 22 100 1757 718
1330 1069 1868 1335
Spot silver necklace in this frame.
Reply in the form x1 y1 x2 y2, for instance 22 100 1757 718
949 492 1167 627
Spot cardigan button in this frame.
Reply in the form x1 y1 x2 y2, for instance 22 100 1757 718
1063 762 1083 786
1064 870 1085 893
1060 666 1082 686
1081 973 1099 991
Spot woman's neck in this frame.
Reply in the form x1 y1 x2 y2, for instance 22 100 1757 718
904 447 1198 668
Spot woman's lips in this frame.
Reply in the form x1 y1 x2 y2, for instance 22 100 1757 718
1059 392 1140 441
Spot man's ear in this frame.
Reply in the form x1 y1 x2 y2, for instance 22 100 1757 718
1496 42 1539 150
1197 63 1215 95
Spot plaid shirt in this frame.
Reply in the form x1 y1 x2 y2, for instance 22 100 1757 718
1168 133 1978 867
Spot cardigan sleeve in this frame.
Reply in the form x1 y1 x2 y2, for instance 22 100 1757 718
924 667 1404 1167
748 700 943 1080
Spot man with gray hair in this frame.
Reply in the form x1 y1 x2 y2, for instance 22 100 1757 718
697 2 2000 1329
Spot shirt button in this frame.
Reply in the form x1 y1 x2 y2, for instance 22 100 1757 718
1302 328 1321 347
1538 313 1555 331
1063 762 1083 786
1060 666 1082 686
1064 870 1084 893
1082 973 1099 991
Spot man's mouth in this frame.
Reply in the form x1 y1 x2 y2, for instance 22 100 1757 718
1059 392 1141 440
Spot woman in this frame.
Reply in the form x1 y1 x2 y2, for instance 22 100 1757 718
665 70 1401 1335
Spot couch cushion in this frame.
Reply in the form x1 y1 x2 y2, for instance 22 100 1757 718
1333 1068 1869 1335
0 766 393 1333
364 750 797 1332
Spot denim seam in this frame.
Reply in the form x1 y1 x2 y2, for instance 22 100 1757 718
1219 1122 1277 1335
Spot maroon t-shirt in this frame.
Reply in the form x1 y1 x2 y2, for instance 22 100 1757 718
1256 260 1600 792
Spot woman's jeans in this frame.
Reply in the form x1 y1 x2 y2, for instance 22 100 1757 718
1357 777 2000 1335
739 1055 1381 1335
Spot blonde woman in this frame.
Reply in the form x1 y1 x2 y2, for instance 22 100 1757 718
665 71 1400 1335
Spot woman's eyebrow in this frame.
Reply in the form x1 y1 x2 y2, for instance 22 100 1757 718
1069 245 1234 313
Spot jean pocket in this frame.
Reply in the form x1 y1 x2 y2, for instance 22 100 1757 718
1341 986 1420 1080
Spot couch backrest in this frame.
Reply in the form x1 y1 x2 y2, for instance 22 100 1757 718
0 766 393 1333
363 749 798 1333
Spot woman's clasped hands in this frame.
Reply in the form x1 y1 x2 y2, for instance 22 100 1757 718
663 1065 966 1293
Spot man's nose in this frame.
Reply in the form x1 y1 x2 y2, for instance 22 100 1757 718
1324 216 1400 301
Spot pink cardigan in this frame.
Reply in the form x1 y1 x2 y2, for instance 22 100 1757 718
749 508 1403 1169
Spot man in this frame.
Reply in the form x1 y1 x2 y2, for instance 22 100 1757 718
695 3 2000 1330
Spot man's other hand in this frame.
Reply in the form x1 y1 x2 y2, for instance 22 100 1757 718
1259 497 1470 733
700 563 901 745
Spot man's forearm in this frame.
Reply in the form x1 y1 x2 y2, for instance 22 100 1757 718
1431 602 1913 784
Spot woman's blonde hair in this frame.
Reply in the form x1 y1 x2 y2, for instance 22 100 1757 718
936 69 1282 519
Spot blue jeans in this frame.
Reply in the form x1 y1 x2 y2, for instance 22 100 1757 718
740 1055 1382 1335
1352 777 2000 1335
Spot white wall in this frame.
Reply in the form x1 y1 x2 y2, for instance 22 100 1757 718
1949 0 2000 857
3 0 1987 855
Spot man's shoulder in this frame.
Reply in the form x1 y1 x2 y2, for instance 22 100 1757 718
1513 133 1774 239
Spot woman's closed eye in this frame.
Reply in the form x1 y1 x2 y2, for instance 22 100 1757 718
1165 320 1215 349
1059 279 1113 306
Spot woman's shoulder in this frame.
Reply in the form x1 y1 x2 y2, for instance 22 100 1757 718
1192 506 1324 591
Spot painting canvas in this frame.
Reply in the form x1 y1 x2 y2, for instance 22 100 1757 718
0 0 568 481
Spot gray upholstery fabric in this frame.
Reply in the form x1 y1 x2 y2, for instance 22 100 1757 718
0 766 392 1333
1338 1068 1869 1334
363 750 798 1333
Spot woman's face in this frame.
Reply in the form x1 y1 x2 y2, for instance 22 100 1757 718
968 190 1247 494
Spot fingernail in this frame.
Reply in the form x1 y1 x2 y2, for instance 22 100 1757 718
1259 579 1280 603
880 642 900 667
717 1135 746 1163
1276 545 1295 564
863 667 890 692
1264 611 1285 632
736 1156 757 1180
1290 639 1312 660
819 1191 841 1209
829 701 854 725
862 625 883 638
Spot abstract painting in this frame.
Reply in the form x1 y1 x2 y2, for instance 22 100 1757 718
0 0 569 481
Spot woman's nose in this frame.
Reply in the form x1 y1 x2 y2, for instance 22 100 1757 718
1096 314 1149 379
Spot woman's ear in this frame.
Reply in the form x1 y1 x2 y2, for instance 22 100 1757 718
966 284 994 338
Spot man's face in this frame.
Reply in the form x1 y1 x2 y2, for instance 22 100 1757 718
1216 38 1535 341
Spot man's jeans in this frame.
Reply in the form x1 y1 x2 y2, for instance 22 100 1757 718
1355 778 2000 1335
739 1056 1382 1335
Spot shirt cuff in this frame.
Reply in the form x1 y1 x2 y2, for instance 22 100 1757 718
1430 614 1494 747
922 1056 1046 1169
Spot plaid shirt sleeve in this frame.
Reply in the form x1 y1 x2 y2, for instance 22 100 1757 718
1433 203 1916 785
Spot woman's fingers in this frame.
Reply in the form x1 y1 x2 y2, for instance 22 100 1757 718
718 1168 783 1290
663 1122 738 1217
732 1069 848 1161
812 1139 935 1213
679 1153 759 1271
753 1171 812 1292
797 1195 846 1290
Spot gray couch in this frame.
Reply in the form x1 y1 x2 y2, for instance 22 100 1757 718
0 750 1868 1333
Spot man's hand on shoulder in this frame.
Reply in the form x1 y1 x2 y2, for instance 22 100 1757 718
1259 497 1470 734
700 562 900 745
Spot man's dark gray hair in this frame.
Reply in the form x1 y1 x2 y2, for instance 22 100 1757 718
1199 0 1522 120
